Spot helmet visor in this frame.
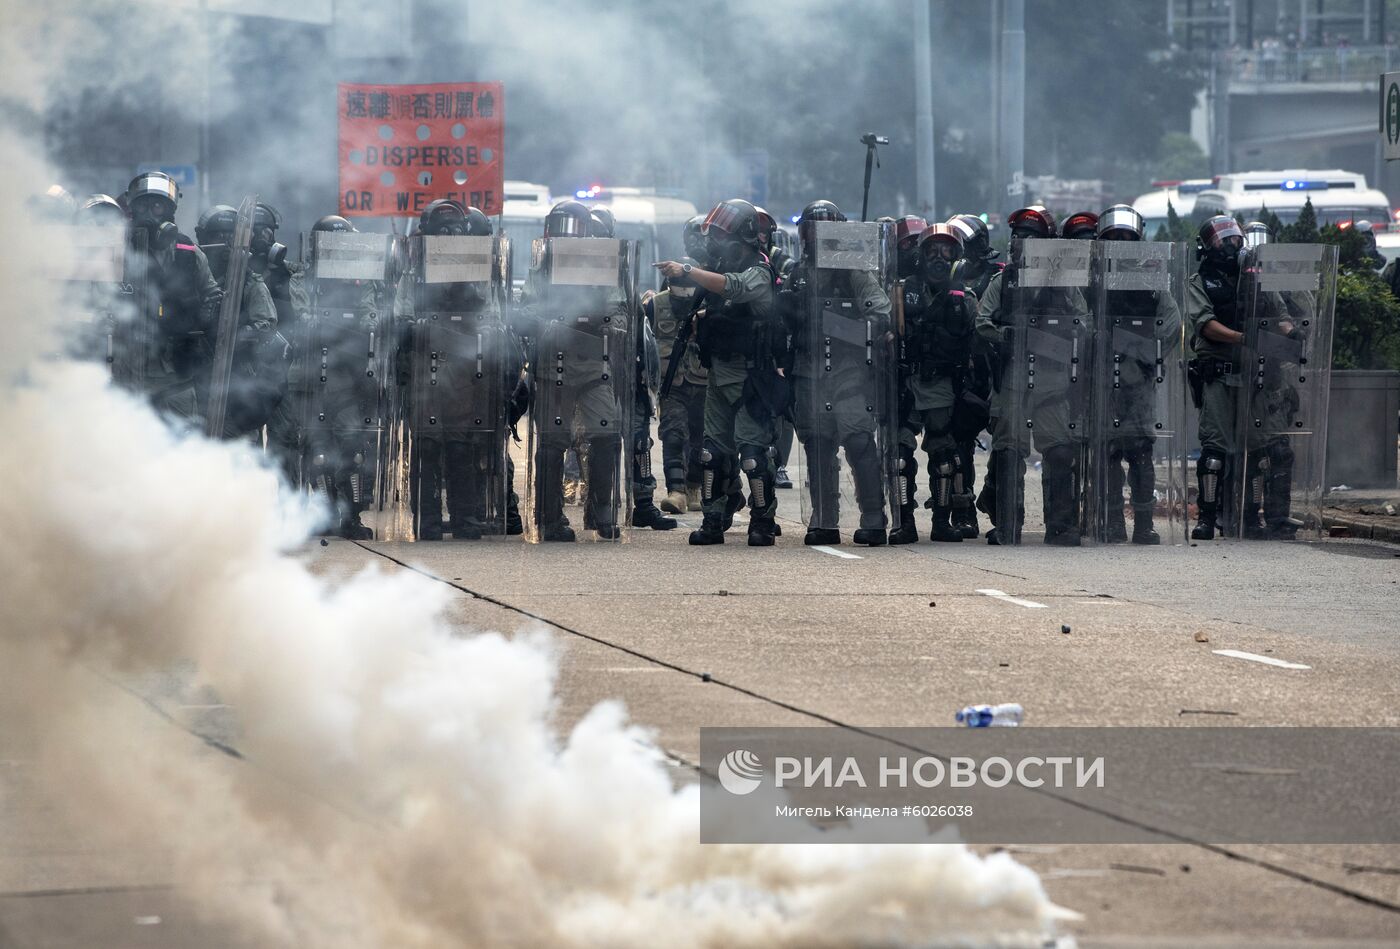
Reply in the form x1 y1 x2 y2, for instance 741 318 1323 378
1098 206 1144 240
545 211 588 238
1202 217 1245 251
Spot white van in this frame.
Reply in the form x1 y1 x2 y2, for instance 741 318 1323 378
1189 169 1391 229
1131 178 1214 236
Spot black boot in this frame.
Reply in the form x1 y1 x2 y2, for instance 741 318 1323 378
889 507 919 545
632 496 678 530
804 527 841 545
951 500 980 539
689 511 726 545
929 503 964 542
853 528 887 546
983 448 1023 545
1131 503 1160 545
748 515 777 546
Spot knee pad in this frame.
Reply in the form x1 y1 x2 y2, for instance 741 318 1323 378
1198 451 1225 506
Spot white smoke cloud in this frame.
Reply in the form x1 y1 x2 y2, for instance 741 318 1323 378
0 4 1074 947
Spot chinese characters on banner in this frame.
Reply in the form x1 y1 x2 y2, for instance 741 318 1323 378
338 81 503 217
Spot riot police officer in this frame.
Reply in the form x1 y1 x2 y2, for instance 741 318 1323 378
1095 204 1182 544
193 203 281 439
521 200 633 541
121 171 222 421
657 199 782 546
976 205 1091 546
301 213 392 539
945 213 1003 538
893 223 977 544
589 207 676 531
396 200 516 540
249 202 312 484
1187 215 1248 540
649 251 709 514
780 199 894 547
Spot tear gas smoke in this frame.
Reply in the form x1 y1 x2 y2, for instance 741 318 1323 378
0 5 1072 947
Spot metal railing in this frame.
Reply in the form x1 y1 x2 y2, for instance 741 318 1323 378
1217 44 1394 85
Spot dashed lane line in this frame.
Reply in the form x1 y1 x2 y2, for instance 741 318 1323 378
976 587 1048 609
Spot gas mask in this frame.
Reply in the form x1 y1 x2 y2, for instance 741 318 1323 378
707 233 747 272
131 199 178 251
669 283 696 301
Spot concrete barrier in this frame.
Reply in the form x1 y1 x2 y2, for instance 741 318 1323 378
1325 370 1400 489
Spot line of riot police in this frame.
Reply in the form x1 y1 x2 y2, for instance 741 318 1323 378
37 171 1335 548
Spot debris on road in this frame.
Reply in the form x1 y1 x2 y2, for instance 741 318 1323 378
1060 624 1071 635
955 703 1023 727
1194 631 1210 643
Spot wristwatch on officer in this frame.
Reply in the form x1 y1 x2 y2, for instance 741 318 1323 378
682 263 692 275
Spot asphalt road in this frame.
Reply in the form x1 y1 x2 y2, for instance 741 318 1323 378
3 494 1398 947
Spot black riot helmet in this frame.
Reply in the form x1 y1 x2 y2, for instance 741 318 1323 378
544 199 592 238
313 214 357 233
682 214 706 260
589 206 616 238
918 223 964 287
754 206 777 248
125 172 181 249
76 194 126 227
702 198 764 270
797 199 845 254
1060 210 1099 240
1197 214 1245 264
250 202 289 266
420 198 470 236
894 215 928 278
464 206 493 236
1096 204 1145 242
1007 205 1057 240
195 204 238 245
947 214 992 259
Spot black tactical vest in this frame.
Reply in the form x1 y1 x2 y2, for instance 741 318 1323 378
904 283 973 380
698 261 775 360
1198 260 1241 332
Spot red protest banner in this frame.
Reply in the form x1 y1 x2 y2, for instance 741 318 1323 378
338 81 504 218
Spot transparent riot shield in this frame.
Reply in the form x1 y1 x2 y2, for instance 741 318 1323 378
1087 240 1190 546
523 237 638 543
998 238 1094 545
1230 243 1337 540
299 229 398 539
795 220 901 537
399 233 511 540
37 223 132 369
204 194 257 439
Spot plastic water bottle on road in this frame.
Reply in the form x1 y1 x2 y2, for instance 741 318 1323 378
955 703 1023 727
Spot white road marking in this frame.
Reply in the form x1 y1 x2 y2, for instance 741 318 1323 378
1211 649 1311 670
812 545 862 560
976 588 1047 609
1072 599 1124 606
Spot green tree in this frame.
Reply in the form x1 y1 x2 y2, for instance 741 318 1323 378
1293 222 1400 369
1280 197 1319 244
